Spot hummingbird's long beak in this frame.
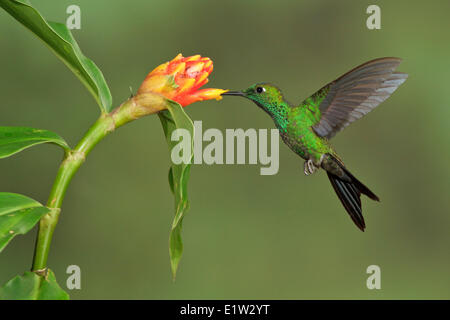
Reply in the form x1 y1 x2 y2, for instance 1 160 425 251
222 91 245 97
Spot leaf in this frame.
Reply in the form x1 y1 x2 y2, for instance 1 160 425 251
0 192 50 253
158 102 194 279
0 126 69 159
0 269 69 300
0 0 112 113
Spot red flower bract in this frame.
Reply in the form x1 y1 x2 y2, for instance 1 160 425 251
137 54 227 107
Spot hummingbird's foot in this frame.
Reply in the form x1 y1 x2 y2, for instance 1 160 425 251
304 159 318 176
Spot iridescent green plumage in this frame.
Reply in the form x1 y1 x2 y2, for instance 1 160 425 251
223 58 408 231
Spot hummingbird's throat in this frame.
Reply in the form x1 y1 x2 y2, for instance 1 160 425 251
255 100 290 131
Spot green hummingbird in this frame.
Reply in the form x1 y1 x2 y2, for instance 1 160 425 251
223 57 407 231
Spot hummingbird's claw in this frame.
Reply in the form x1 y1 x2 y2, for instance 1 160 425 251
304 159 318 176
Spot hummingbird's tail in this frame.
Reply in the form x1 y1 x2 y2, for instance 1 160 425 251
322 154 380 231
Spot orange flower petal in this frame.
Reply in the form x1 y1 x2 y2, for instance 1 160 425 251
177 78 196 94
203 60 212 69
194 71 209 88
184 55 201 62
193 88 228 101
148 61 169 77
169 61 186 76
172 53 183 62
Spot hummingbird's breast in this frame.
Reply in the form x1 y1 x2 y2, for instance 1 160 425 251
279 126 310 160
280 115 332 163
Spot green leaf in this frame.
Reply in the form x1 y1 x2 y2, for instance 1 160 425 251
0 192 50 253
0 0 112 112
0 269 69 300
158 102 194 279
0 126 69 159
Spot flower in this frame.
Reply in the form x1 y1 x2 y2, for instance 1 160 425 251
137 53 227 107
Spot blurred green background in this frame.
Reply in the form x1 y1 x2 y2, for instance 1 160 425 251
1 0 449 299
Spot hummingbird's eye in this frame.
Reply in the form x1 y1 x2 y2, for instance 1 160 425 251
256 86 265 93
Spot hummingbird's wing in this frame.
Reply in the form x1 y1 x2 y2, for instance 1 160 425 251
309 57 408 139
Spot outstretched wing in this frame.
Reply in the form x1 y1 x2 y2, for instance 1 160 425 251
309 57 408 139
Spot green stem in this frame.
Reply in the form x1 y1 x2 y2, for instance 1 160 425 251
31 98 145 271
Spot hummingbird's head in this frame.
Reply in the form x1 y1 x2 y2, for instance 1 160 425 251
222 83 290 119
222 83 288 116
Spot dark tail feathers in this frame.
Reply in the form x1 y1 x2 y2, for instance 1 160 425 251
326 156 379 231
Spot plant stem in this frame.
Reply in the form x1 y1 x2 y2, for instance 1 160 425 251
31 98 151 271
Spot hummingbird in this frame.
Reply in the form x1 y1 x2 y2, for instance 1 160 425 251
223 58 407 231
